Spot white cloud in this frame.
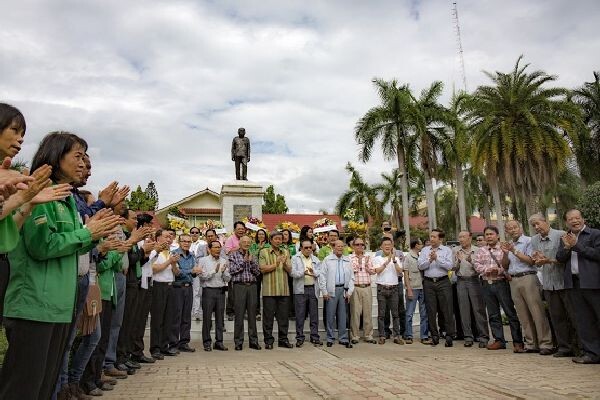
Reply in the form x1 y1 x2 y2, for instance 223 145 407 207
2 0 599 213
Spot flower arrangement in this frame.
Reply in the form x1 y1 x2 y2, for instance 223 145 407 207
200 219 223 231
276 221 301 243
312 217 337 245
343 208 358 222
167 214 188 234
345 220 367 236
243 216 266 239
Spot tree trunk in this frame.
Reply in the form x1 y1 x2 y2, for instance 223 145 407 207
455 164 468 232
394 205 402 234
397 141 411 248
488 177 505 240
524 196 536 235
482 201 491 226
424 170 437 231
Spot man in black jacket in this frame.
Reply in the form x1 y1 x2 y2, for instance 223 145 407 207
556 209 600 364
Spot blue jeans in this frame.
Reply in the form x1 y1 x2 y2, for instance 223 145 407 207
325 287 349 343
482 280 523 344
54 274 90 397
405 288 429 339
69 317 101 383
104 272 126 369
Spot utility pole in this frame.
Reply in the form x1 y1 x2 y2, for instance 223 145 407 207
452 2 468 91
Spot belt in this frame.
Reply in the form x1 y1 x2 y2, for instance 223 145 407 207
335 284 345 287
234 282 255 286
173 282 192 288
204 286 226 290
304 284 314 287
377 284 398 289
457 275 479 280
0 254 8 260
510 271 537 278
483 279 506 284
423 276 448 283
153 281 173 286
572 274 579 280
355 284 370 288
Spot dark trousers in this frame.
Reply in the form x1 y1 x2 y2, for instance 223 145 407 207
294 286 319 342
544 289 578 354
202 287 226 346
0 256 9 326
150 282 172 354
423 277 455 339
288 276 295 318
262 296 290 345
233 283 259 346
226 281 235 317
0 318 71 400
481 280 523 344
457 277 490 342
378 285 400 338
234 156 247 180
169 284 193 348
131 285 152 359
82 300 113 393
256 275 263 315
116 283 141 364
384 282 405 337
569 277 600 360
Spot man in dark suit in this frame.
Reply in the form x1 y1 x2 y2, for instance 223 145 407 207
556 209 600 364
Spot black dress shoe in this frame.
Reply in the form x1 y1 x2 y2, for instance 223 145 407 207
265 344 273 350
296 340 304 348
326 342 333 347
125 360 141 369
464 341 473 347
445 336 453 347
204 345 212 351
134 355 156 364
116 364 136 375
572 355 600 364
539 348 555 356
278 341 294 349
525 348 540 353
227 314 234 321
553 351 574 358
214 343 228 351
151 353 164 360
478 341 488 349
161 348 178 356
179 344 196 353
249 343 262 350
342 342 353 349
310 339 323 346
235 344 243 351
431 337 439 346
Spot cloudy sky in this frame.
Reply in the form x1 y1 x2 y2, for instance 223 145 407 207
2 0 599 213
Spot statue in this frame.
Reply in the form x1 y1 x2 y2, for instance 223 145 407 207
231 127 250 180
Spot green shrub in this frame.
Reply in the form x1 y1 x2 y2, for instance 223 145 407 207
578 181 600 229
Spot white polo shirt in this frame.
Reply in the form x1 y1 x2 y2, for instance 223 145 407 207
373 255 401 285
152 250 174 283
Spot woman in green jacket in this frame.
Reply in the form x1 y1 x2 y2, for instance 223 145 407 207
0 132 122 400
249 229 269 320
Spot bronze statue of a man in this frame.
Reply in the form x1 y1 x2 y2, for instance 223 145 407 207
231 127 250 180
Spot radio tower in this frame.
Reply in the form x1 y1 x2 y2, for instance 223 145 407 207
452 2 467 91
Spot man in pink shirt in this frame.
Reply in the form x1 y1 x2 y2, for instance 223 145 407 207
224 221 247 320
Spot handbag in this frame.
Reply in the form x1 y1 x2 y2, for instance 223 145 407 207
77 283 102 335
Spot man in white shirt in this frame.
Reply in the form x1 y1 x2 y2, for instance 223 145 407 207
149 229 179 359
418 229 455 347
189 227 206 321
373 237 403 345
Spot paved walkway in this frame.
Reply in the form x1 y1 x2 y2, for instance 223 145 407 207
102 338 600 400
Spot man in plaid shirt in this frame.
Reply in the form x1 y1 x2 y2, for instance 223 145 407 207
473 226 524 352
349 237 376 344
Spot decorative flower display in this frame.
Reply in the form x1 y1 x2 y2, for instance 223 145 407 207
243 216 266 239
276 221 301 243
200 219 223 231
312 217 338 244
345 220 367 236
167 214 188 234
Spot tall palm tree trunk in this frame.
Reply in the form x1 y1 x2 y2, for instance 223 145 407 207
488 177 505 240
424 170 437 230
397 141 411 248
455 164 468 231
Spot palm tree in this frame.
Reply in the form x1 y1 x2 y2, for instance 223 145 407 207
355 78 413 246
404 81 450 231
374 169 403 232
572 71 600 185
465 56 581 238
335 162 379 224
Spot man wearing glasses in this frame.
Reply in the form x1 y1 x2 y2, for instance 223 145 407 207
189 227 205 322
290 239 323 347
349 237 376 344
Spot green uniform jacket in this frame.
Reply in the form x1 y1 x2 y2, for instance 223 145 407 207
97 250 123 305
5 195 94 323
0 215 19 253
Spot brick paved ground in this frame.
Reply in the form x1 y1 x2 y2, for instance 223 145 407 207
102 338 600 400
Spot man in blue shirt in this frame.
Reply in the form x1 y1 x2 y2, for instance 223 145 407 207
418 229 455 347
168 234 200 353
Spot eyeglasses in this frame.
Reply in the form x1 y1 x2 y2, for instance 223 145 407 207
354 243 365 247
180 240 192 243
190 231 200 234
302 246 312 250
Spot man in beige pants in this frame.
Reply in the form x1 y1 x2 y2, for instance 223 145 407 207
502 220 554 355
349 237 376 344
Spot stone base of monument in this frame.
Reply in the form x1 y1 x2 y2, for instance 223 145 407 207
220 181 264 232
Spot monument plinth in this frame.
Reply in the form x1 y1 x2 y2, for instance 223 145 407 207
220 181 264 232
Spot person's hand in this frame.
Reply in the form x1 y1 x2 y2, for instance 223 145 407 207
323 293 331 300
500 241 514 253
115 241 131 254
456 251 466 261
98 181 118 204
429 250 437 261
0 183 19 204
192 266 203 275
85 208 122 241
97 238 121 255
169 253 181 264
109 185 130 208
154 241 168 252
142 237 155 253
30 183 72 205
406 289 414 300
0 157 34 190
129 226 153 244
562 233 577 249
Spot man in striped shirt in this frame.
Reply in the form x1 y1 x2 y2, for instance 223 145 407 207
349 237 376 344
259 231 293 349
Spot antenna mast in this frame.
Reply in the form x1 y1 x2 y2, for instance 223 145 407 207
452 2 467 91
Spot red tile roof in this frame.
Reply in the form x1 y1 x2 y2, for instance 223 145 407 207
262 214 344 231
180 208 221 215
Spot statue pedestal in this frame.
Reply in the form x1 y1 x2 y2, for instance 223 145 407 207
220 182 264 233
